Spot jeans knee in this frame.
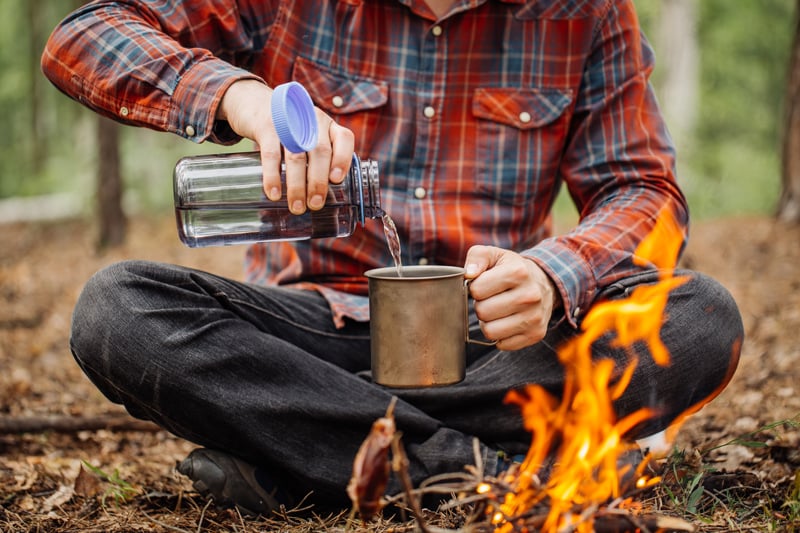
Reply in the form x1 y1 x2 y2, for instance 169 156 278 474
70 260 146 366
613 271 743 437
663 271 743 411
690 271 743 373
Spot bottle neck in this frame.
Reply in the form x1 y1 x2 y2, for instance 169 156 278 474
352 155 382 223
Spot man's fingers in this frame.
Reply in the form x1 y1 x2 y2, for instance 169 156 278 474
283 149 308 214
303 116 355 211
248 104 356 213
464 245 505 280
260 143 284 202
327 121 355 184
306 116 334 211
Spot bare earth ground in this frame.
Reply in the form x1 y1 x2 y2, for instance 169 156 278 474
1 214 799 532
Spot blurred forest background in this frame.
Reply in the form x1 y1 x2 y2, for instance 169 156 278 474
0 0 796 227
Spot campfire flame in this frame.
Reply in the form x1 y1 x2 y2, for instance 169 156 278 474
487 205 688 532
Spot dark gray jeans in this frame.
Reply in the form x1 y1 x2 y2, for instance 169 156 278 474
69 260 742 507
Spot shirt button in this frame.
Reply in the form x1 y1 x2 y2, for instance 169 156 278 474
519 111 532 124
423 106 436 119
332 95 344 108
185 125 196 137
418 257 430 265
431 25 443 37
414 187 427 199
119 106 129 117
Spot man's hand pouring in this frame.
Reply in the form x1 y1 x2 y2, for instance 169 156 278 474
465 246 561 351
216 79 355 214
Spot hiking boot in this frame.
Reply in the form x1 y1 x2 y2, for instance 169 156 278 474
177 448 286 516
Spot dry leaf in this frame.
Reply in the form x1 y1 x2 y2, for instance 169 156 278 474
715 444 756 472
74 464 103 498
11 461 37 491
16 494 36 512
41 484 74 512
346 397 397 521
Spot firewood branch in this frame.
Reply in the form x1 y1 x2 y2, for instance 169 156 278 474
0 413 161 434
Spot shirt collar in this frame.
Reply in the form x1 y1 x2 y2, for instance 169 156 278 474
395 0 527 11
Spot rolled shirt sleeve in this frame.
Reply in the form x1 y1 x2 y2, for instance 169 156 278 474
41 0 269 144
524 0 688 327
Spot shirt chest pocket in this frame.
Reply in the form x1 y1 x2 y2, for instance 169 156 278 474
292 56 388 151
472 87 573 206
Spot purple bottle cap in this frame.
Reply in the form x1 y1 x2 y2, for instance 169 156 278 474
271 81 319 153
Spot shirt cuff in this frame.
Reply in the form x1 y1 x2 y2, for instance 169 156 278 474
524 239 598 329
170 57 264 145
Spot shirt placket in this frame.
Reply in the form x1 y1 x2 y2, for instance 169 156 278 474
406 18 448 266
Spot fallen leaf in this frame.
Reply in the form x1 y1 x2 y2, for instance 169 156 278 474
16 494 35 512
769 443 800 465
74 464 103 498
715 444 756 472
41 484 74 512
11 462 37 491
347 397 397 521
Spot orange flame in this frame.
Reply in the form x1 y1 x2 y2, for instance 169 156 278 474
490 205 687 532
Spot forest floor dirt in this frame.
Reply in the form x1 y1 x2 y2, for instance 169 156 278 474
1 214 799 532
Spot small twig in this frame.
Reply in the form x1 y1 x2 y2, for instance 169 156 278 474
233 505 246 533
391 434 435 533
472 437 484 477
419 471 479 488
0 413 160 434
555 503 599 533
196 499 212 533
554 509 697 533
597 508 652 533
437 491 493 509
174 490 184 514
140 509 194 533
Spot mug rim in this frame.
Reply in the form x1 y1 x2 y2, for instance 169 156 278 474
364 265 465 280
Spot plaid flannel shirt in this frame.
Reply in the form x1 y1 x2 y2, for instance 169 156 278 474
42 0 687 328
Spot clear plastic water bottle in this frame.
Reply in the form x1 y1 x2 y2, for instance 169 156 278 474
174 152 381 247
172 81 382 247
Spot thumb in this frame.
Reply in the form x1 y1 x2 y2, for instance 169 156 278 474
464 245 501 279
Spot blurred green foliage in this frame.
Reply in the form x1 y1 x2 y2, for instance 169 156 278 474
0 0 796 220
636 0 795 218
0 1 240 215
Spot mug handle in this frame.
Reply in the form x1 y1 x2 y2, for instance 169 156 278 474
464 280 498 346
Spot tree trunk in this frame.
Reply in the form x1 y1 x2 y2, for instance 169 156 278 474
779 0 800 223
96 116 127 248
654 0 699 156
27 0 45 174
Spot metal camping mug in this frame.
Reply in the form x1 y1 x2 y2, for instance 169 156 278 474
365 265 495 388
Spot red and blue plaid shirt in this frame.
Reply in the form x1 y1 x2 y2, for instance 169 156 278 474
43 0 687 328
